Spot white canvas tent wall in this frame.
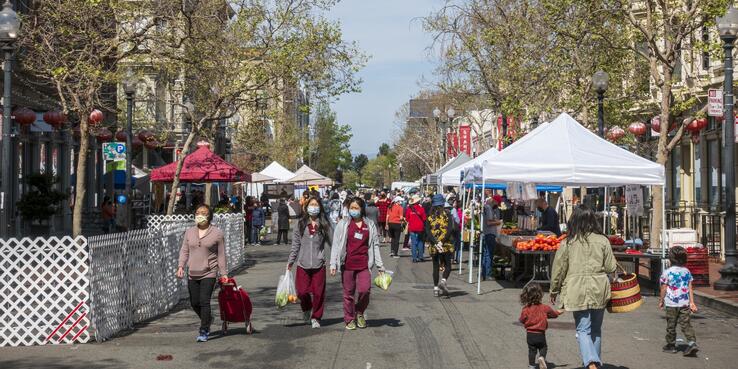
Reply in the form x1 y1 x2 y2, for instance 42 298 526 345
480 113 665 186
259 161 295 183
441 122 550 186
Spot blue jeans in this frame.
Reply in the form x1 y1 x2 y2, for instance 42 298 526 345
482 234 496 278
410 232 424 261
454 238 463 262
573 309 605 367
251 225 263 244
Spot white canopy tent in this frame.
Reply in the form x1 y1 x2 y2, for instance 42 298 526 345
285 165 334 186
480 113 665 186
259 161 295 183
425 152 471 186
440 122 550 186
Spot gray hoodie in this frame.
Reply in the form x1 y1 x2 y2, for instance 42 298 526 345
288 220 332 269
330 218 384 272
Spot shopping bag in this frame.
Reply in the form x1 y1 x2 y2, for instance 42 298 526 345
275 269 297 309
373 270 394 291
607 264 643 313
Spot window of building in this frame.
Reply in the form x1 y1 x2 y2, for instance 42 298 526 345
694 141 702 205
671 144 681 206
708 138 721 210
702 27 710 70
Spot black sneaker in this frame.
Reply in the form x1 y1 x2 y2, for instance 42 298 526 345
662 344 678 353
683 342 699 356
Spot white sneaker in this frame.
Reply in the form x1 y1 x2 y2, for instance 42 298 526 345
537 356 547 369
311 319 320 329
303 311 311 323
439 279 449 295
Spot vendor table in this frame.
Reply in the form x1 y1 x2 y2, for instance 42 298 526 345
498 235 663 294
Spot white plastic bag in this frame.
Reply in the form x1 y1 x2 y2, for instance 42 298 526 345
373 270 394 291
275 269 297 309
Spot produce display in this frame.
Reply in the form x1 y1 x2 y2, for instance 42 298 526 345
608 235 625 246
515 234 567 252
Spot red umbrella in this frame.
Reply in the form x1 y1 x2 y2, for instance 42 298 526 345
150 146 251 182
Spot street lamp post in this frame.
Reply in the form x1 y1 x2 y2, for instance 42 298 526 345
0 0 19 238
434 106 455 162
592 70 609 137
123 69 135 231
715 6 738 290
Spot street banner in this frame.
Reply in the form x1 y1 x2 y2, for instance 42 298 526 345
625 185 643 216
708 89 723 117
447 132 459 158
102 142 126 161
458 125 471 156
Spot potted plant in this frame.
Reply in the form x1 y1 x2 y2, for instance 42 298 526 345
16 173 68 236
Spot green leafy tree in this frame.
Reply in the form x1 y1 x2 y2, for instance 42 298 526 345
342 169 360 191
313 103 353 176
378 143 391 157
16 173 68 223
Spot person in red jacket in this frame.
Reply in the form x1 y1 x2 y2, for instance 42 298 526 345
519 283 563 369
375 192 390 243
404 194 427 262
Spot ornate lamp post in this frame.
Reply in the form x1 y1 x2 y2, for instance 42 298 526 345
123 69 136 230
434 106 455 162
592 70 609 137
715 5 738 290
0 0 19 238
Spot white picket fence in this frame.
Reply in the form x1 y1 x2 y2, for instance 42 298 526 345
0 213 245 346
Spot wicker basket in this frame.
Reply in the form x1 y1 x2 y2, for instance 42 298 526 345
607 270 643 313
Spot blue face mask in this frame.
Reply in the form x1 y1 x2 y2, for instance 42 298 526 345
307 206 320 216
349 209 361 219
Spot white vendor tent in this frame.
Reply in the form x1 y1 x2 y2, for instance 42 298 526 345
425 152 472 186
441 122 550 186
481 113 665 186
285 165 334 186
259 161 295 183
249 172 277 183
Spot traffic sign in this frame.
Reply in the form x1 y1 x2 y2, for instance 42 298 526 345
708 89 723 117
102 142 126 161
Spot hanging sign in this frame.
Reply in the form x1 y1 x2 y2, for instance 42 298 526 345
625 185 643 216
708 89 723 117
458 125 472 156
102 142 126 161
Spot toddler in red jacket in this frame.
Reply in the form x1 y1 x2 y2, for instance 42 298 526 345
519 283 563 369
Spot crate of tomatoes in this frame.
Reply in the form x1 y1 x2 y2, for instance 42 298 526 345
515 234 567 252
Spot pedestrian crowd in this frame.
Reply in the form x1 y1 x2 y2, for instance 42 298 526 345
174 187 700 369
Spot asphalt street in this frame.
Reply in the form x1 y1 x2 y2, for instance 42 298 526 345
2 238 738 369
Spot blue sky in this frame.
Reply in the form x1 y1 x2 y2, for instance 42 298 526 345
327 0 438 157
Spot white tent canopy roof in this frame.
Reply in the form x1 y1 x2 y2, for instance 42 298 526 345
440 122 550 186
481 113 665 186
425 153 471 184
285 165 333 185
259 161 295 182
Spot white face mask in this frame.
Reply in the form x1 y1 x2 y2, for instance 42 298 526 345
195 215 209 225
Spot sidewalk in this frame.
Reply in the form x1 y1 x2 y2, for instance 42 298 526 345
694 259 738 315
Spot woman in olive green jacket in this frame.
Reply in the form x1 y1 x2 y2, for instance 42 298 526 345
550 205 617 369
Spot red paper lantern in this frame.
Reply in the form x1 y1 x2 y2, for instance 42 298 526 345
628 122 647 136
686 119 703 134
96 127 113 142
137 129 154 141
144 139 160 150
13 107 36 126
115 130 127 142
607 127 625 141
132 136 143 148
696 118 708 130
43 111 66 129
89 109 104 125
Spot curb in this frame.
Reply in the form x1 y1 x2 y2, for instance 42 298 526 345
694 290 738 316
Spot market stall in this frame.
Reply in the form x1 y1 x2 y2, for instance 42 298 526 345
471 113 666 293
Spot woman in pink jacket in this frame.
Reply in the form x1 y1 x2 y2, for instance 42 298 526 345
176 205 228 343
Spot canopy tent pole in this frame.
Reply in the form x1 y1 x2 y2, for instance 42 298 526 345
458 172 467 275
468 183 477 283
603 188 608 234
477 165 487 295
